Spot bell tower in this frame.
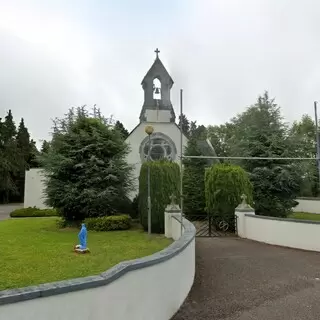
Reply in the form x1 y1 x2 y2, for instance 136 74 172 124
139 49 176 123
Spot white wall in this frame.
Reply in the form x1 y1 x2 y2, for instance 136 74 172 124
239 213 320 252
0 214 195 320
293 198 320 214
24 169 49 209
126 122 188 199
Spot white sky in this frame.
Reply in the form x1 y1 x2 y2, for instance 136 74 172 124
1 0 320 144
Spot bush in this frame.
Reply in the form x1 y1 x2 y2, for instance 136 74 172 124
139 160 180 234
84 215 132 231
205 163 253 229
10 207 58 218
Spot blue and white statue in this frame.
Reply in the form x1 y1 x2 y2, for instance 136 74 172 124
74 223 90 253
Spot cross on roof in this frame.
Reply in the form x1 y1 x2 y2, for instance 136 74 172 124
154 48 160 58
170 194 177 205
241 194 247 204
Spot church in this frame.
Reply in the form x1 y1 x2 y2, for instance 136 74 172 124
125 49 216 198
23 49 216 208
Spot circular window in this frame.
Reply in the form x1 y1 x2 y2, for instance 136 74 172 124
140 132 177 162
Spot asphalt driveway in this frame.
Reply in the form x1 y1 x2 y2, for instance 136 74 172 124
173 237 320 320
0 204 22 220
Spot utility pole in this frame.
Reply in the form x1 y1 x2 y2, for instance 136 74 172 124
314 101 320 184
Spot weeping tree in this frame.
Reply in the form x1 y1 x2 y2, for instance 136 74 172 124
41 106 133 222
139 160 180 233
205 163 253 229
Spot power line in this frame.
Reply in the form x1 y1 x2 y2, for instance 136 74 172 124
181 155 318 161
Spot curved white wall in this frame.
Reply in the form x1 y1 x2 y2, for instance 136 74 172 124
238 212 320 252
0 214 195 320
293 198 320 214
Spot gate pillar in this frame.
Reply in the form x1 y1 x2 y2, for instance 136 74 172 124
235 194 255 238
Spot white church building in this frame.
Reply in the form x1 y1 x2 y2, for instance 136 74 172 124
24 50 216 208
125 49 188 198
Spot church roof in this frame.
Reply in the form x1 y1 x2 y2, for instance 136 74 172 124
195 139 220 165
141 56 174 85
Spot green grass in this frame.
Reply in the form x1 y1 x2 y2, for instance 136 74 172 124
288 212 320 221
0 217 172 291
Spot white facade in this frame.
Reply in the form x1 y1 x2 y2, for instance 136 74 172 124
24 168 49 209
126 122 188 199
144 109 172 122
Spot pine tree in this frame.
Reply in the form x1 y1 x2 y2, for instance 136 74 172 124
40 140 51 154
41 106 133 221
230 92 301 217
114 121 129 139
183 138 208 216
178 114 190 137
0 110 19 203
16 118 30 166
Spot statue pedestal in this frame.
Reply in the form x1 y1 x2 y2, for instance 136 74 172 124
74 244 90 254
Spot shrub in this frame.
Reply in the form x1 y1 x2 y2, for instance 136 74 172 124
10 207 58 218
139 160 180 233
205 163 253 229
84 215 132 231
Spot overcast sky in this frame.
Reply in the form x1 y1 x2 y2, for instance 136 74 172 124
1 0 320 144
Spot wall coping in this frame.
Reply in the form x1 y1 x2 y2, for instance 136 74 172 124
0 215 195 306
245 213 320 225
296 197 320 201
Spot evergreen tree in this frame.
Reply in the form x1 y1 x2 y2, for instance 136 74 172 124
41 106 133 222
289 115 318 196
229 92 301 217
16 118 30 166
28 139 40 168
0 110 19 203
40 140 51 154
2 110 16 142
183 138 207 216
114 120 129 139
178 113 190 137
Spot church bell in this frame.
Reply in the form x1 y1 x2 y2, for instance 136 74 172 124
154 87 160 94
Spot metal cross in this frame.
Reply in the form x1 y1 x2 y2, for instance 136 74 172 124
170 194 177 206
154 48 160 58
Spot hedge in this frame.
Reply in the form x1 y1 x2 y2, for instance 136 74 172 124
205 163 253 228
10 207 58 218
84 215 132 231
139 160 180 234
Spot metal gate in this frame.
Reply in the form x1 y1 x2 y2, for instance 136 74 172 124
187 214 237 237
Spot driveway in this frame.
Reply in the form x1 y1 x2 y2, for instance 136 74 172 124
0 204 23 220
173 237 320 320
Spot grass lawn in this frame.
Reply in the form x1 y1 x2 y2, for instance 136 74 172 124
0 217 172 291
288 212 320 221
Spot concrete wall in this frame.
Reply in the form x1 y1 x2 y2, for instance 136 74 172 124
236 207 320 252
293 197 320 214
24 168 49 209
0 213 195 320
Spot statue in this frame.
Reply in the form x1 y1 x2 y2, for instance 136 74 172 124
74 223 90 254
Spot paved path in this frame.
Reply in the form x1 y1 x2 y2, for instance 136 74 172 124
173 237 320 320
0 204 23 220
